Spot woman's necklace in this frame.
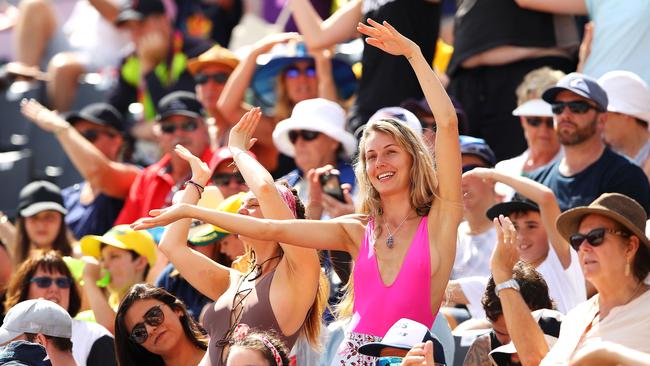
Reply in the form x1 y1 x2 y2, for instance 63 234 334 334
384 214 413 249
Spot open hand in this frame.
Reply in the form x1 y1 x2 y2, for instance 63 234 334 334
20 98 69 133
402 341 436 366
253 32 301 55
491 215 520 282
357 19 419 59
229 107 261 152
130 204 192 230
175 145 211 186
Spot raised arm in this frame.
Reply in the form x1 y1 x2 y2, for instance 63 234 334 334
514 0 588 15
288 0 362 49
468 168 571 269
20 99 139 199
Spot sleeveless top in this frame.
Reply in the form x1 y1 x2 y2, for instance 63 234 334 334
352 216 435 336
203 269 300 366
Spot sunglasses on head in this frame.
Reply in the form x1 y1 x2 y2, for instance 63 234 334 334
129 305 165 344
212 172 246 186
284 65 316 79
30 276 72 289
376 357 403 366
569 227 630 251
159 119 199 134
80 128 117 143
551 101 600 115
525 117 554 129
194 72 230 85
288 130 320 144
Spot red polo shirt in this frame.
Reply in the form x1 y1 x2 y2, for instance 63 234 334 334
114 148 214 225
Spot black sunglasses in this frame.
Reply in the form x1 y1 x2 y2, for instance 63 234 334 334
525 117 554 129
288 130 320 144
30 276 72 289
194 72 230 85
160 119 199 134
80 128 117 142
212 172 246 186
551 101 600 115
129 305 165 344
569 227 630 251
285 66 316 79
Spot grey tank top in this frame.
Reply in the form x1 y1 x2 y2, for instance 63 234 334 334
203 269 300 366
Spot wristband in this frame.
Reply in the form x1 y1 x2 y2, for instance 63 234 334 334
186 180 205 197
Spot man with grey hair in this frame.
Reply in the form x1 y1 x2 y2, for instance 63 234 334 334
0 299 77 366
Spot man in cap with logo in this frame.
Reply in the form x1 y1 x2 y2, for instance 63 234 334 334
79 225 157 333
21 99 140 238
0 299 76 366
115 91 213 225
529 72 650 214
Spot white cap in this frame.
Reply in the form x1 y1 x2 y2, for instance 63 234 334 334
369 106 423 135
598 70 650 125
0 299 72 344
512 99 553 117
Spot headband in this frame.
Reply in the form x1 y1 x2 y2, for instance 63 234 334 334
232 324 283 366
275 184 297 218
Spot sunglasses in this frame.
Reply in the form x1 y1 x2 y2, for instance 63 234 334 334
159 119 199 134
80 129 117 143
30 276 72 289
525 117 554 129
212 172 246 186
376 357 403 366
129 305 165 344
569 227 630 251
288 130 320 144
551 101 600 115
194 72 230 85
284 66 316 79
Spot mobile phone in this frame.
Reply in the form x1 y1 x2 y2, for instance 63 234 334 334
319 172 346 203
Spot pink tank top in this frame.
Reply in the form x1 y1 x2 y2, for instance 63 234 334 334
352 216 435 336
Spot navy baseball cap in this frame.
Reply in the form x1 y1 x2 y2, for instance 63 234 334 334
542 72 608 112
156 91 205 121
459 135 496 167
115 0 166 25
64 103 125 132
486 193 540 220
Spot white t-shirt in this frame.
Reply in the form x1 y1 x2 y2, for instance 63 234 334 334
451 223 497 280
536 245 586 314
71 319 114 366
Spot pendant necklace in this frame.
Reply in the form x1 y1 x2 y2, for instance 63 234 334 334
384 213 412 249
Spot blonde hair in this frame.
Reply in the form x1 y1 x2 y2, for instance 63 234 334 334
516 67 566 105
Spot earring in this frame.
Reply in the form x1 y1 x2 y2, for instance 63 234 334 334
625 261 631 277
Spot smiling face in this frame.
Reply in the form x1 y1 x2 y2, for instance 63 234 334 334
364 130 413 197
510 211 549 266
124 299 185 356
24 210 63 249
27 267 70 311
282 61 318 104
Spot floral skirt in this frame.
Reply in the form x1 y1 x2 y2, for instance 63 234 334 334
330 331 381 366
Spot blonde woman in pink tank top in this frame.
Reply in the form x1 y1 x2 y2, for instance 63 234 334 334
133 20 463 366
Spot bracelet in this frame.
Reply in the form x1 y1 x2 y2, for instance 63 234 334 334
186 180 205 197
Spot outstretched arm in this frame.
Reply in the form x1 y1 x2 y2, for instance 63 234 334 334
467 168 571 269
157 145 232 301
20 99 139 199
288 0 362 49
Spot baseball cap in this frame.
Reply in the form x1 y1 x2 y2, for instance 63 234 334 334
209 147 257 172
512 99 553 117
0 299 72 345
459 135 496 167
64 103 126 132
358 319 445 363
18 181 67 218
156 91 205 121
0 340 51 366
542 72 608 112
598 70 650 125
210 192 246 235
187 45 240 75
115 0 165 25
80 225 157 267
486 193 540 220
187 187 225 247
368 107 422 135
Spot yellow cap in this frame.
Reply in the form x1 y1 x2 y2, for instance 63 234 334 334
187 186 226 246
212 192 246 234
187 45 240 75
80 225 157 267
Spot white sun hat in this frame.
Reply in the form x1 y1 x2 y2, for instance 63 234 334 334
272 98 357 159
512 99 553 117
598 70 650 125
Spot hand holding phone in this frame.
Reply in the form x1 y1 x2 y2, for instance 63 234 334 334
319 172 346 203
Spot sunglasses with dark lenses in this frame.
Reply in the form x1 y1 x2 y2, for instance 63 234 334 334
129 305 165 344
212 172 246 186
30 276 72 289
194 72 230 85
525 117 554 129
376 357 403 366
160 119 199 134
288 130 321 144
80 129 117 142
551 101 599 115
284 66 316 79
569 227 630 251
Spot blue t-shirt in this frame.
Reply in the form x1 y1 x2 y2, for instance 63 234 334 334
62 182 124 239
155 263 211 321
528 148 650 215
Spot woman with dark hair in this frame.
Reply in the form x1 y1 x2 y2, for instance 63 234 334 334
225 327 290 366
3 250 115 366
114 283 207 366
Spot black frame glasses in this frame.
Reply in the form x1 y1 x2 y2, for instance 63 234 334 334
288 130 320 144
569 227 630 251
212 172 246 186
29 276 72 289
194 72 230 85
525 117 554 129
129 305 165 344
80 128 117 142
284 65 316 79
551 101 599 115
159 119 199 134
